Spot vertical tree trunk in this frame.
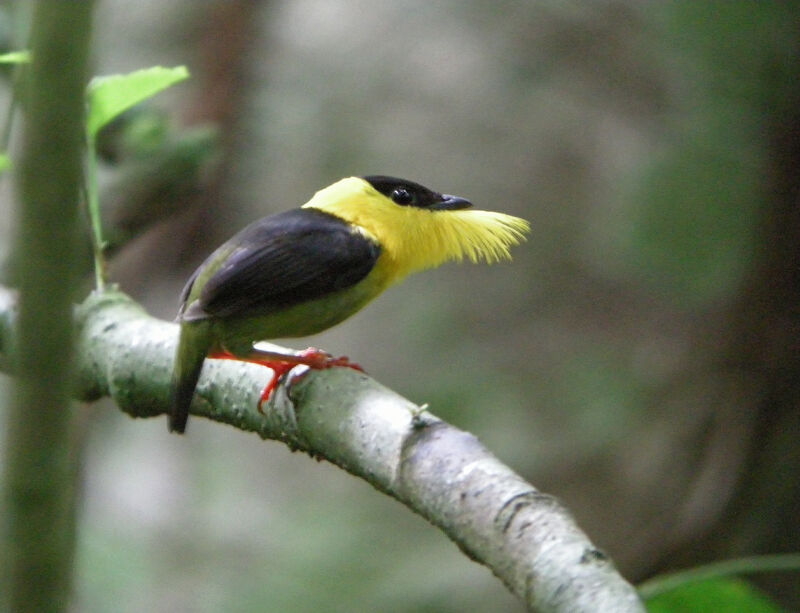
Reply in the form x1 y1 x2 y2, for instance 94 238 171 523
1 3 95 611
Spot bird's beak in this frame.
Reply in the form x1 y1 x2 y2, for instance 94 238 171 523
433 194 472 210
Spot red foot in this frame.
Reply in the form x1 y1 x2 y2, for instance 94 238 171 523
255 349 364 412
288 348 362 371
208 348 364 414
257 361 294 411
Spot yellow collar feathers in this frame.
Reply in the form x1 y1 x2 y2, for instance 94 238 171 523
304 177 529 280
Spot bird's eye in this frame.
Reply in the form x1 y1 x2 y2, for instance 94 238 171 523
390 188 414 205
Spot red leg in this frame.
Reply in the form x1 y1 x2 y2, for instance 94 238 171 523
256 362 295 410
208 347 364 413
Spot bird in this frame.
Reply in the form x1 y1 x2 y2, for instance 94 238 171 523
169 175 529 433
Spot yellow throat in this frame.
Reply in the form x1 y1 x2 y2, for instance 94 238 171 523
304 177 530 283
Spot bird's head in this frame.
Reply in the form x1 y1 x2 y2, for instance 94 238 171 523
303 176 529 280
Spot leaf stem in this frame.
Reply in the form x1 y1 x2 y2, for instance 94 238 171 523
85 131 106 290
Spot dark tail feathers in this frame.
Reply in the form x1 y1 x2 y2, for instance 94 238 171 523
169 321 211 433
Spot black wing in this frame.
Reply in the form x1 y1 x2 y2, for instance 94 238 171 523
181 208 380 320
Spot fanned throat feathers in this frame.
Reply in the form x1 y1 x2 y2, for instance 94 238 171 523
304 177 530 283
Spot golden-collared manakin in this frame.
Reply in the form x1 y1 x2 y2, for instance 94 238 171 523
169 176 529 433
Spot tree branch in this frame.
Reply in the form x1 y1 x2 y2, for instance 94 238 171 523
0 285 645 612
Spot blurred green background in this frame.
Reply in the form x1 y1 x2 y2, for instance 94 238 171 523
1 1 799 611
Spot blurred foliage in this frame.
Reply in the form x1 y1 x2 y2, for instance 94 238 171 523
97 110 219 251
621 2 798 307
646 578 784 613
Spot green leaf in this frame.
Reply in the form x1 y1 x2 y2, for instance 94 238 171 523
0 153 11 173
86 65 189 138
639 554 800 602
645 578 785 613
0 50 31 64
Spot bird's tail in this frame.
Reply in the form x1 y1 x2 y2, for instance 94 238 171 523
169 321 212 434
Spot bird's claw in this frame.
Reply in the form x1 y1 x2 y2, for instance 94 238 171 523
326 355 364 371
256 349 365 413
